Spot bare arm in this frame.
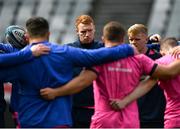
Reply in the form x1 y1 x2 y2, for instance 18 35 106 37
152 59 180 79
110 77 157 110
110 58 180 110
40 69 97 100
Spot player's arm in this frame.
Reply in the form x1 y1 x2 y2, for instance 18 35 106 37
0 43 15 52
110 59 180 110
150 45 180 79
40 69 97 100
109 55 157 110
66 44 135 67
110 77 157 110
151 59 180 80
111 60 180 109
0 44 50 67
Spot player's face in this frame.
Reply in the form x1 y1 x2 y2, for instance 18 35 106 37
77 23 95 44
128 33 148 53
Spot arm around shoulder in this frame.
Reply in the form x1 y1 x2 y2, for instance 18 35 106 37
40 69 97 100
152 59 180 79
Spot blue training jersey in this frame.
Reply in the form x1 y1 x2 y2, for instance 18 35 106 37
0 43 21 112
0 43 36 113
0 43 33 67
0 41 134 127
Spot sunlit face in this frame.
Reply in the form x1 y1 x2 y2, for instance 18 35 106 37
128 33 148 53
77 23 95 44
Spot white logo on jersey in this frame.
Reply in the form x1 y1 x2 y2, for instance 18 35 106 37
108 66 132 73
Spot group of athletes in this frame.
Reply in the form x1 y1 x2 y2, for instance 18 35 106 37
0 14 180 128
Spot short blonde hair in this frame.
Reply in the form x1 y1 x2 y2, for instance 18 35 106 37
128 24 148 36
75 15 94 30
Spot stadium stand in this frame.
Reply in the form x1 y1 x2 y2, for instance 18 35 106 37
92 0 154 41
1 0 180 42
166 0 180 38
0 0 18 40
148 0 173 37
16 0 38 26
0 0 94 43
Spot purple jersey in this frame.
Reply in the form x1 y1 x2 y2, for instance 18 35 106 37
90 54 156 128
156 55 180 128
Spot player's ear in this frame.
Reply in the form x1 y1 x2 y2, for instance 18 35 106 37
101 36 105 43
24 33 29 43
160 50 166 56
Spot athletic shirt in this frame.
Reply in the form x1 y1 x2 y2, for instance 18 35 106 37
0 43 26 113
0 42 134 127
90 54 156 128
156 55 180 128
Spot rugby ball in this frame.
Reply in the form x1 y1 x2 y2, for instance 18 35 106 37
5 25 27 49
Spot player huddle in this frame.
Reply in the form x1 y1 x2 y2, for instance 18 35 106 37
0 15 180 128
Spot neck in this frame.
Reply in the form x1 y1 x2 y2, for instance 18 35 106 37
29 37 48 44
105 41 123 47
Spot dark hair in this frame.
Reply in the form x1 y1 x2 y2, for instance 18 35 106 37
26 17 49 38
103 21 125 42
160 37 178 51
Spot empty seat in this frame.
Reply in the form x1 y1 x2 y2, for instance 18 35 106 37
0 0 18 40
36 0 53 19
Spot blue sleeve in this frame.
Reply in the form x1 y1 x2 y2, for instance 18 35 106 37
66 44 134 67
0 43 17 53
0 46 33 67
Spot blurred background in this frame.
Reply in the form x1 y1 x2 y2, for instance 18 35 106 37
0 0 180 44
0 0 180 127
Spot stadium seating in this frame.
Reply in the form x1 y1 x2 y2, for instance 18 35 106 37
92 0 154 41
0 0 94 43
1 0 180 43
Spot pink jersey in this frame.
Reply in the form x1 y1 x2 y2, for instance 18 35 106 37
156 55 180 128
90 54 156 128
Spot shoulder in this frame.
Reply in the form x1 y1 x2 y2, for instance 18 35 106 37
93 40 104 47
47 43 68 53
135 54 149 59
0 43 18 52
134 54 154 65
155 55 174 64
66 41 80 47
